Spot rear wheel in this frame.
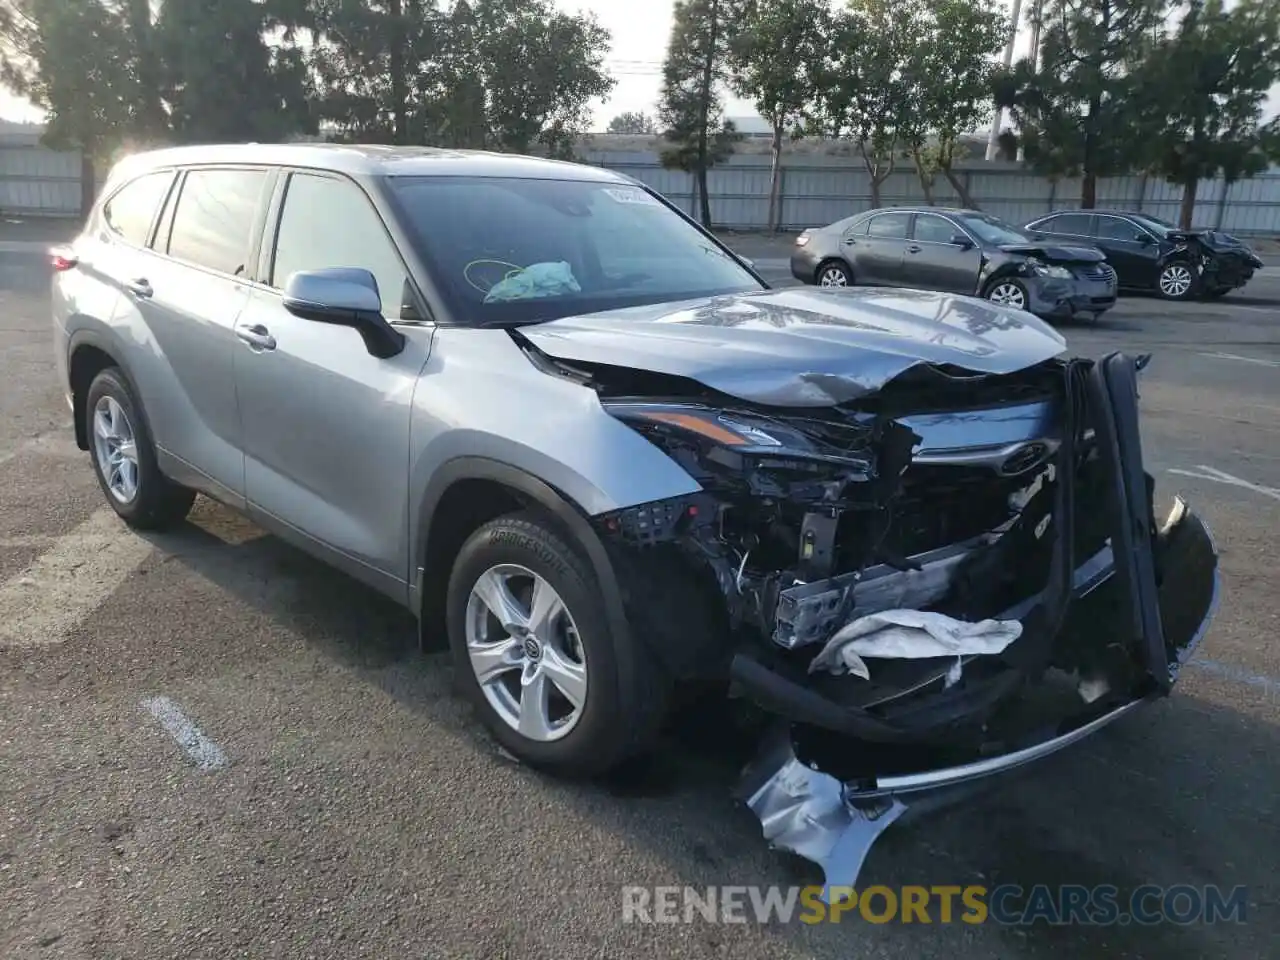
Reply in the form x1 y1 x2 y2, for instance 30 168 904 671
1157 261 1197 300
446 511 669 778
985 277 1030 310
816 260 853 287
85 368 195 530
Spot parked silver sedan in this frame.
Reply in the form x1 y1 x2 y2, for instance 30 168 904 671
791 206 1119 322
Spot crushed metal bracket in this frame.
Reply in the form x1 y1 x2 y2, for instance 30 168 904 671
735 726 906 903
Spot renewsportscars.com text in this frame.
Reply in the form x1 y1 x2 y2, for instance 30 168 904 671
621 884 1249 926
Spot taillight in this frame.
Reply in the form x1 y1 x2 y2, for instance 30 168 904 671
50 245 78 271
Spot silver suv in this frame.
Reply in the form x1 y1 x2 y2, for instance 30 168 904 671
52 144 1219 891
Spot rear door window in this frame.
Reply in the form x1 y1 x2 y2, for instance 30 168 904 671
102 171 174 247
1043 213 1094 236
1096 216 1148 242
164 168 271 276
866 213 911 239
269 173 411 318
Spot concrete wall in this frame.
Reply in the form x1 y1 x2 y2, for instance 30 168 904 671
581 150 1280 236
3 133 1279 236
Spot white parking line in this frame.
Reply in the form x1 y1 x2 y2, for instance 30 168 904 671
140 696 228 770
0 507 155 647
1200 351 1280 369
1167 465 1280 503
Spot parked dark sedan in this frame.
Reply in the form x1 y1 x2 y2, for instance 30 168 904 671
1024 209 1265 300
791 206 1118 322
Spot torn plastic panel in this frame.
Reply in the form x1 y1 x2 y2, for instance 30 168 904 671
740 499 1218 896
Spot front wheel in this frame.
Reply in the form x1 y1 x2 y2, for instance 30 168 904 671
1157 262 1197 300
445 511 669 778
985 277 1030 311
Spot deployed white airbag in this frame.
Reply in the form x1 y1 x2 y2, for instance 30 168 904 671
807 609 1023 681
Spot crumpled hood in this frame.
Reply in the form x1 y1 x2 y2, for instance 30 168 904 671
519 287 1067 406
999 242 1106 263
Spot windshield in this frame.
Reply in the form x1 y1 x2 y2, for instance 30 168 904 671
955 212 1031 245
387 176 764 324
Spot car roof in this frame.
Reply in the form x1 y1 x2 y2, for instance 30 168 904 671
855 206 981 217
1035 209 1147 219
108 142 634 184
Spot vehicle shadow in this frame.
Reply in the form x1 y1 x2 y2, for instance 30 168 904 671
140 502 1277 960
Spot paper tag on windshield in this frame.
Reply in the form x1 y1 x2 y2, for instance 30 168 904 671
602 187 660 206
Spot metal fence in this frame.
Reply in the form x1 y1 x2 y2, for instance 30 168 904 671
3 133 1279 236
581 150 1280 237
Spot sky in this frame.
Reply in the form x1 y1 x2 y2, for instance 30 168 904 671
2 0 1276 131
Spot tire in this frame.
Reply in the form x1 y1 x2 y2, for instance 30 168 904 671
985 276 1030 311
1156 261 1198 300
815 259 854 288
445 510 669 778
85 367 195 530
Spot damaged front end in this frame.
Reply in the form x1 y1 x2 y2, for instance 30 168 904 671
570 347 1219 897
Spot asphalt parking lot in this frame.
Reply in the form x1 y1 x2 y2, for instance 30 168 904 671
2 222 1278 959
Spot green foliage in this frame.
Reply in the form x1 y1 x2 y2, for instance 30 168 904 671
312 0 611 157
0 0 137 155
1132 0 1280 223
993 0 1170 206
658 0 740 226
900 0 1008 203
607 112 657 135
726 0 826 138
156 0 315 144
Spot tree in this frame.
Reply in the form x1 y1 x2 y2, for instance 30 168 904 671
0 0 138 214
156 0 315 143
607 111 657 135
810 0 917 209
1134 0 1280 227
727 0 828 231
313 0 611 156
900 0 1007 208
993 0 1169 208
658 0 740 227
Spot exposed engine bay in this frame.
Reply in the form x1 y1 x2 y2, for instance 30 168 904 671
517 329 1220 896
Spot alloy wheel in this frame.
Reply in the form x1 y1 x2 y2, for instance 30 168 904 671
1159 264 1193 298
818 266 849 287
92 395 140 503
464 563 588 742
988 282 1026 309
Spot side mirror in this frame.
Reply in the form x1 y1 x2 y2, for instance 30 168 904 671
282 267 405 359
950 233 974 249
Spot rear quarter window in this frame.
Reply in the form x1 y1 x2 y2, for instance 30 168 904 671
101 171 175 247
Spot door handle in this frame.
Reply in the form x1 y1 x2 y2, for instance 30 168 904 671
125 278 153 298
842 237 857 245
907 245 922 254
235 322 277 351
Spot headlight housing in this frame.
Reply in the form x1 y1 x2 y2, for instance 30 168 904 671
602 401 872 469
1027 260 1073 280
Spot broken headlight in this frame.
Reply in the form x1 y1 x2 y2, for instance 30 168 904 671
1026 259 1073 280
603 401 867 467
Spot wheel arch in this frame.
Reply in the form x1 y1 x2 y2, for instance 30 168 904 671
815 257 853 285
413 458 636 679
66 329 145 452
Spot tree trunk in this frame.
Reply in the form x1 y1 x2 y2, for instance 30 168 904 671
942 167 978 210
388 0 409 143
767 121 784 231
1179 179 1198 229
911 145 935 205
80 153 96 220
1081 173 1097 209
695 0 719 228
697 167 712 228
